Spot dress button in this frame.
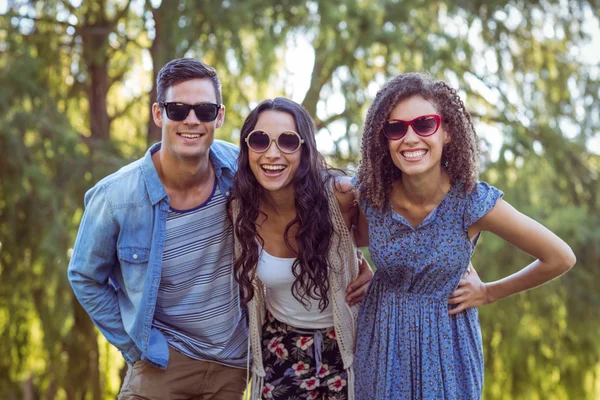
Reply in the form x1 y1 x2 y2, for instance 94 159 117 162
133 254 138 259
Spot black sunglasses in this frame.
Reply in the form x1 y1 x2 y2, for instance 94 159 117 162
160 102 222 122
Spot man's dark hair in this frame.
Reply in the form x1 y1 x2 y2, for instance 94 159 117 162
156 58 222 104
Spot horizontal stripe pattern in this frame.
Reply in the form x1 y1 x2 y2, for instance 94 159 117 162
152 186 248 368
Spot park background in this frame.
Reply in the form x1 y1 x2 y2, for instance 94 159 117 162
0 0 599 398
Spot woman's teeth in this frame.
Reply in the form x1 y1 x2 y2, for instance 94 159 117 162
262 165 286 171
402 150 427 159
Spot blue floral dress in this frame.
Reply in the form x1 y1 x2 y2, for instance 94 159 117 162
355 182 503 399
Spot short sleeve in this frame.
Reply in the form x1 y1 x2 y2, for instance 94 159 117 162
463 181 504 230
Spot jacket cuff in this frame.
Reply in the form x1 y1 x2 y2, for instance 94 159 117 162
123 345 142 364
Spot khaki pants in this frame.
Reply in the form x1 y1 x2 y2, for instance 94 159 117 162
118 347 247 400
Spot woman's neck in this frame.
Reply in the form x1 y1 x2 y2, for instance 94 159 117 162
260 185 297 218
397 168 451 206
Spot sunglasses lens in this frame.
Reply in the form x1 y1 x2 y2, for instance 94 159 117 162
165 103 191 121
247 131 271 152
193 103 219 122
277 131 301 153
413 116 439 136
383 121 408 140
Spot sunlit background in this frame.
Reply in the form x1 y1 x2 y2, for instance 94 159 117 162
0 0 599 399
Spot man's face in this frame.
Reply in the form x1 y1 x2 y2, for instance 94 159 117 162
152 78 225 161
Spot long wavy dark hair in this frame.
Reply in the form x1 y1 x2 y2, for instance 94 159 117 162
356 73 480 208
230 97 336 311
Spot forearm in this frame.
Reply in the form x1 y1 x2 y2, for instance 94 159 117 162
69 268 141 363
485 258 573 303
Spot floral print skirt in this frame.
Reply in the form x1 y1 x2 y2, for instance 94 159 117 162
261 312 348 400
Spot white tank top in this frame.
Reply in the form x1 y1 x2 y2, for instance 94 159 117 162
256 246 334 329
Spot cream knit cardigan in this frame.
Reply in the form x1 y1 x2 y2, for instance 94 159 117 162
232 182 360 400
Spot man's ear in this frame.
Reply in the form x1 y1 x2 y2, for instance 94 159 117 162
152 103 163 128
215 105 226 129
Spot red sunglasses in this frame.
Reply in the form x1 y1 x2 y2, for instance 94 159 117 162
382 114 442 140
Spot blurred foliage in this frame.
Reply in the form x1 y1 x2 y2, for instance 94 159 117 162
0 0 598 398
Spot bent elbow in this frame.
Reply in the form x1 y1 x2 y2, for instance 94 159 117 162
563 250 576 272
555 246 576 275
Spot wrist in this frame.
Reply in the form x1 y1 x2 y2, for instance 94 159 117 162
483 282 495 304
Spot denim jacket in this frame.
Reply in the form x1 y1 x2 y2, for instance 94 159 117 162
68 140 240 368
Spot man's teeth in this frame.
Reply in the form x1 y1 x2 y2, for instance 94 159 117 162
402 150 427 158
262 165 286 171
180 133 201 138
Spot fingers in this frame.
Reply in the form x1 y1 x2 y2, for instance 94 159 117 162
346 273 369 294
346 284 368 305
449 288 466 299
346 273 371 304
455 278 469 288
448 303 468 315
347 260 374 295
448 295 467 305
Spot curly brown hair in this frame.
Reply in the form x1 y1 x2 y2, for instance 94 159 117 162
356 73 480 208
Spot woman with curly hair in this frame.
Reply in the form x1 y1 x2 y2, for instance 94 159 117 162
228 98 372 400
353 73 576 399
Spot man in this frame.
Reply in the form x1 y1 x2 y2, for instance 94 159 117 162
68 58 372 399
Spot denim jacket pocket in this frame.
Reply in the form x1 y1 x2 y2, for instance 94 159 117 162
117 247 150 294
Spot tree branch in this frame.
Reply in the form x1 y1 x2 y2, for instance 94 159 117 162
316 112 347 131
109 94 146 122
3 13 77 30
113 0 134 24
59 0 78 15
108 67 128 89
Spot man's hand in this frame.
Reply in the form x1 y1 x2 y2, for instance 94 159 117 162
346 250 374 305
448 264 490 315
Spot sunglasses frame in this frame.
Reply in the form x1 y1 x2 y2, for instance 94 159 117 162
382 114 442 140
245 129 305 154
160 102 222 122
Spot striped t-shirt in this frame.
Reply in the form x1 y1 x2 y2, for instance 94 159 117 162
152 183 248 368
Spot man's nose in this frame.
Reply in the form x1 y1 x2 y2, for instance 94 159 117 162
183 107 201 124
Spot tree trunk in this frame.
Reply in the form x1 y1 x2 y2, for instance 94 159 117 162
81 18 112 142
147 7 180 146
88 61 111 141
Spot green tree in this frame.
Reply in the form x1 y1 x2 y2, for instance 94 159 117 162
0 0 598 398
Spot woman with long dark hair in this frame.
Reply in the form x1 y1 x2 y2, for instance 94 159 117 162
229 98 371 400
353 73 576 399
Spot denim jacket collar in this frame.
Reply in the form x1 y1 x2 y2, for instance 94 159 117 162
140 142 235 205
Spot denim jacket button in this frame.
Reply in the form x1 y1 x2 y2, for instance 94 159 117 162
133 253 138 259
